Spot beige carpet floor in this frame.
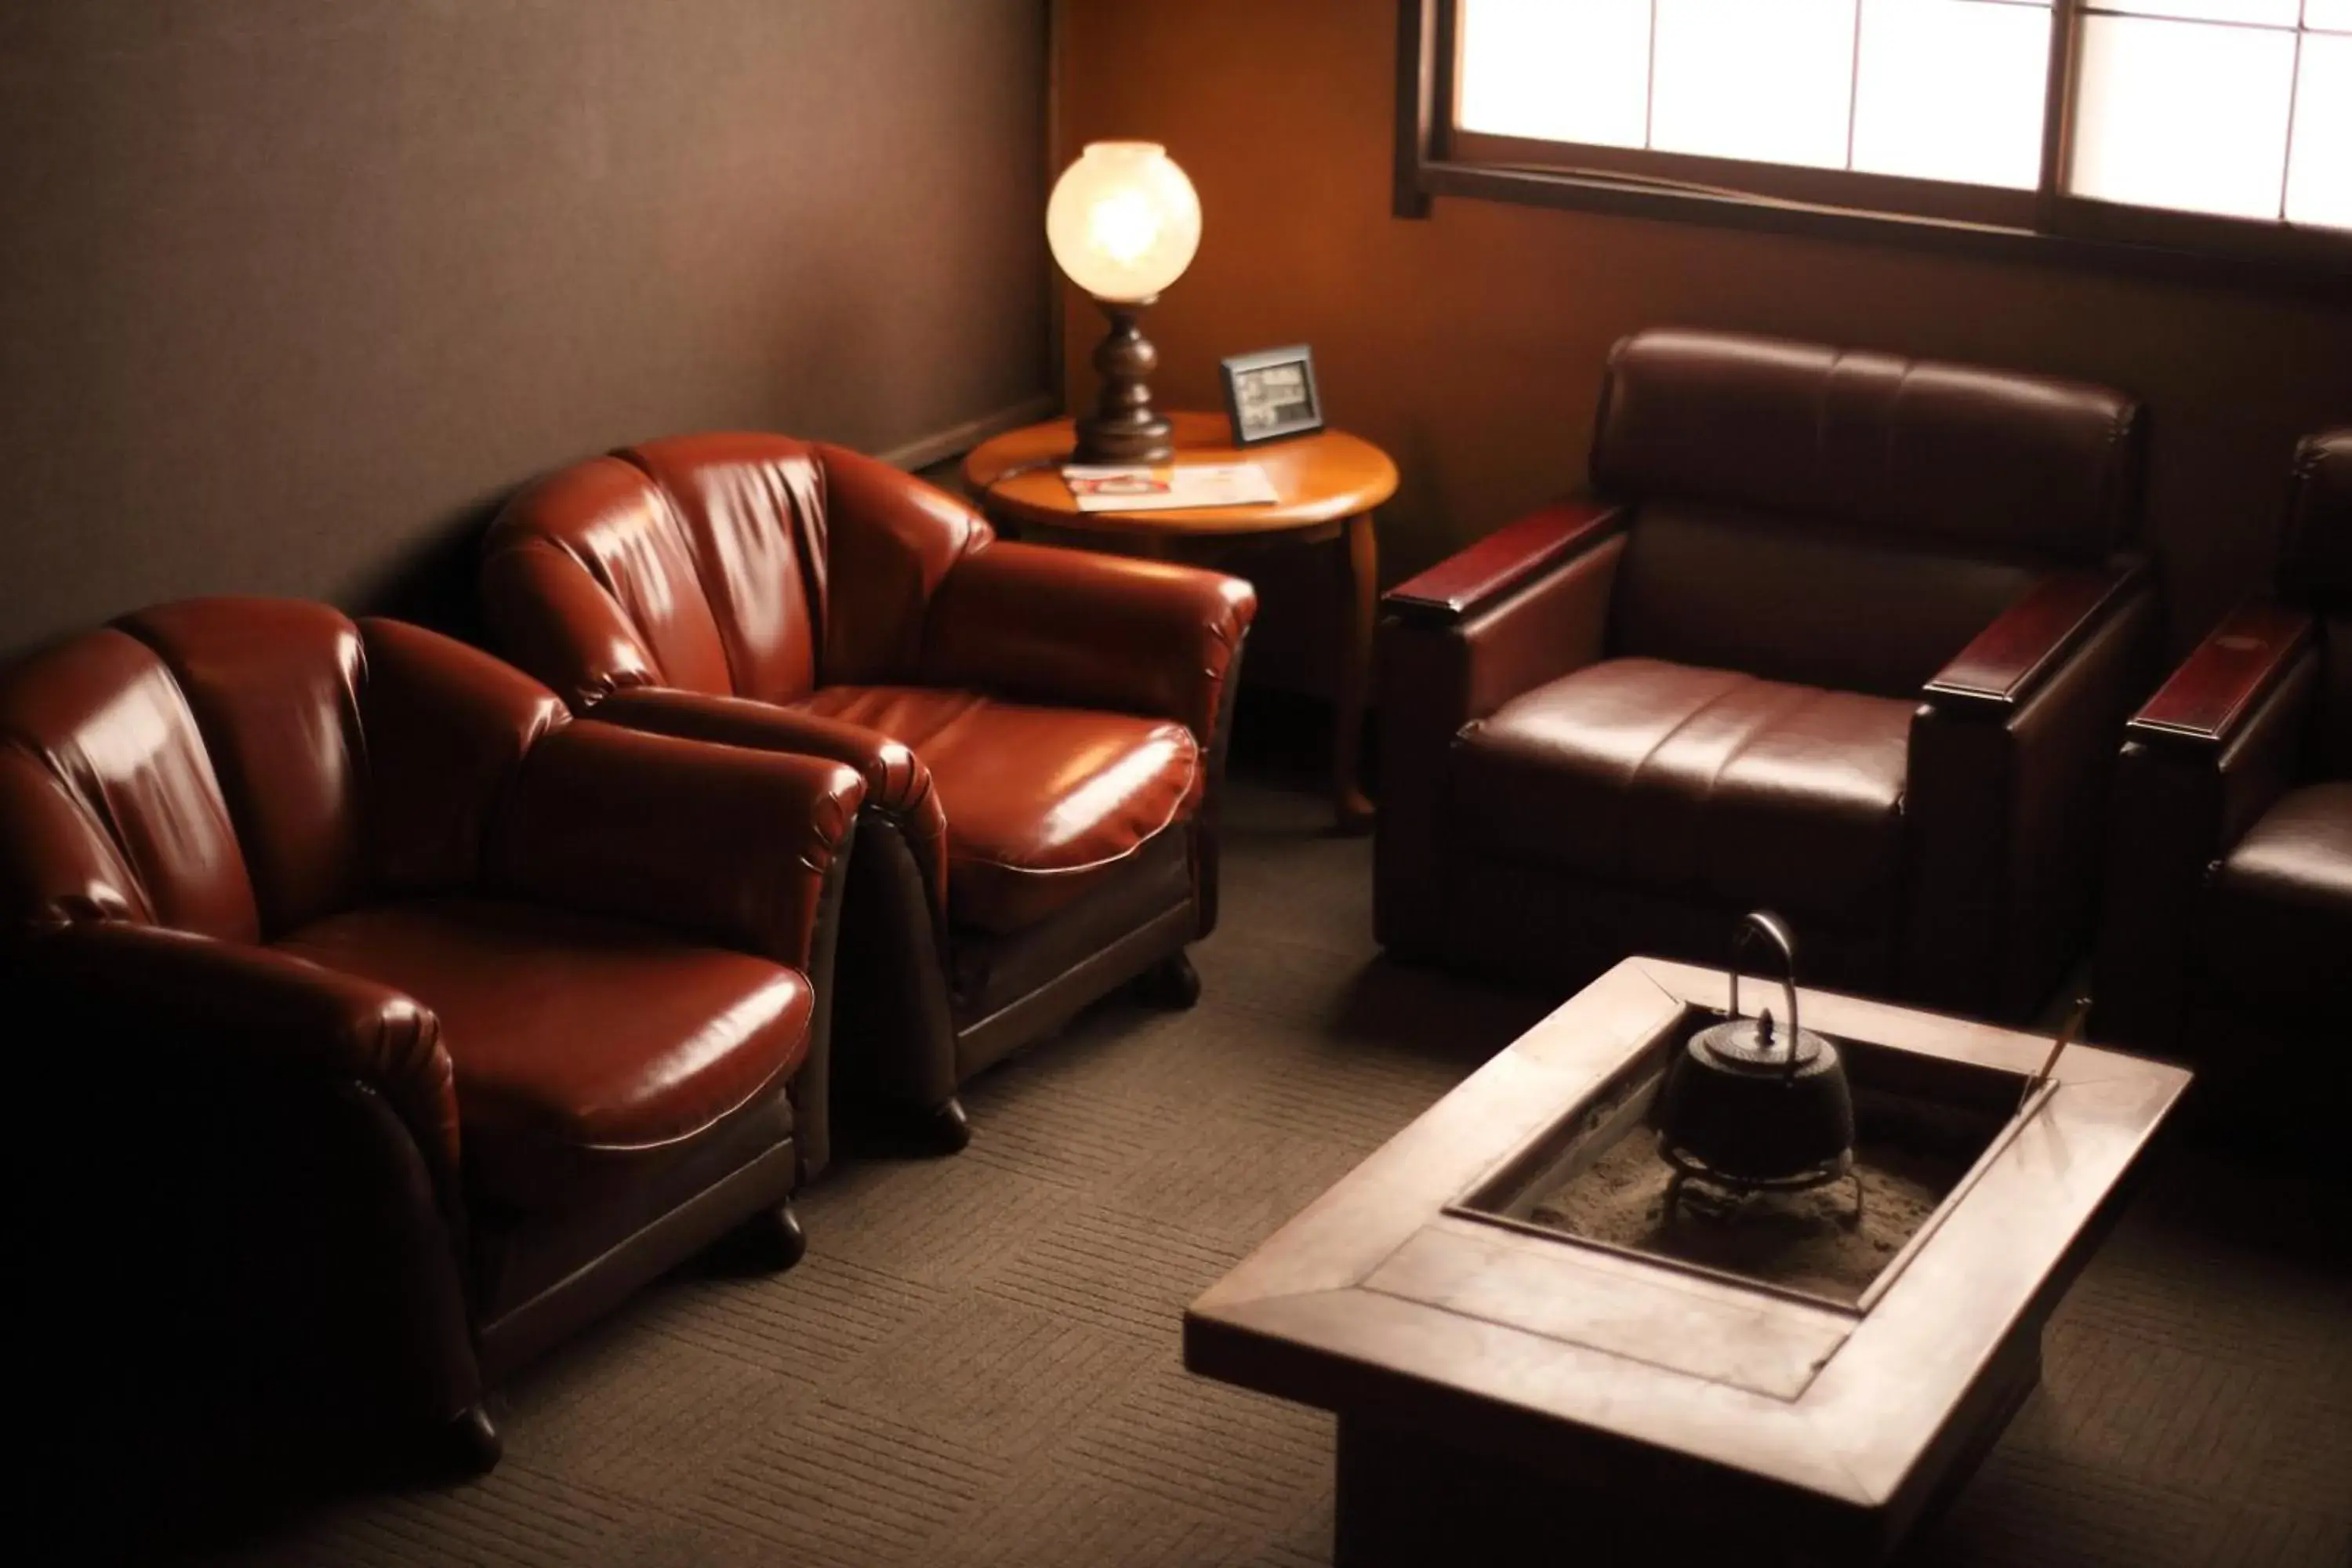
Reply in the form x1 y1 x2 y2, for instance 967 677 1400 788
169 781 2351 1567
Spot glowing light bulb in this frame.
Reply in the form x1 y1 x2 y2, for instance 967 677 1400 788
1088 191 1163 267
1047 143 1200 302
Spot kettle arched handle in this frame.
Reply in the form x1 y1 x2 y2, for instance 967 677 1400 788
1727 910 1803 1078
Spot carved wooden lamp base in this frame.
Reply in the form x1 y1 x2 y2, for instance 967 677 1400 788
1073 296 1174 464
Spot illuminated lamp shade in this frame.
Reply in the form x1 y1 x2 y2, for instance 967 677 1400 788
1047 142 1202 463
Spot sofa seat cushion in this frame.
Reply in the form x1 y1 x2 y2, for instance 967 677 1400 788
278 898 810 1212
2205 782 2352 1020
1454 657 1912 929
797 685 1200 934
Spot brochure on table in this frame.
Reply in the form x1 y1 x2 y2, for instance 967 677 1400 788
1062 462 1279 513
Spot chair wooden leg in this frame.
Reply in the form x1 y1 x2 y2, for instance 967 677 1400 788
926 1096 972 1152
739 1200 808 1272
1135 951 1201 1010
437 1402 503 1478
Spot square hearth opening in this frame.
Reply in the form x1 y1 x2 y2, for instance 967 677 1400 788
1447 1005 2045 1311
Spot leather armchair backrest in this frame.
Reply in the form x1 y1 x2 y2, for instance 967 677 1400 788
356 617 568 896
117 599 372 935
1594 328 2143 692
0 597 568 942
620 434 830 706
481 456 737 707
810 440 994 685
619 434 995 695
2282 430 2352 777
488 432 996 709
0 626 262 938
1611 502 2045 699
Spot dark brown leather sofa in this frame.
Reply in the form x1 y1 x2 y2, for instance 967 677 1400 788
0 598 864 1472
1377 328 2158 1022
2096 431 2352 1120
481 434 1257 1145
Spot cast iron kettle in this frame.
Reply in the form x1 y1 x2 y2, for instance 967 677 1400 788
1656 911 1857 1184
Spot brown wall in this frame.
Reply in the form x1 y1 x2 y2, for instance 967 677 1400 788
0 1 1052 656
1056 1 2352 689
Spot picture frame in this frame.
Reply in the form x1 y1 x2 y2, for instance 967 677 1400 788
1220 344 1324 445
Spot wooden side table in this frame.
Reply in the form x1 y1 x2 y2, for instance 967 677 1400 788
963 412 1399 833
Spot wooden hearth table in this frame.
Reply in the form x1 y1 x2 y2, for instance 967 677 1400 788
1185 957 2190 1566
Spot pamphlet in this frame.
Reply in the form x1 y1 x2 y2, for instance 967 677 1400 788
1062 462 1279 512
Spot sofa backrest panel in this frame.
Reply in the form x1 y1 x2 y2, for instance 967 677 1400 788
622 434 827 709
117 599 371 935
1610 501 2044 699
0 627 259 938
1592 328 2143 566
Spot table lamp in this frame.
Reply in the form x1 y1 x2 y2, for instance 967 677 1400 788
1047 142 1201 464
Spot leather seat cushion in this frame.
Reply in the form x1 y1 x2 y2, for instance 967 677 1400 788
1454 658 1912 928
278 898 811 1212
797 685 1199 934
2204 782 2352 1020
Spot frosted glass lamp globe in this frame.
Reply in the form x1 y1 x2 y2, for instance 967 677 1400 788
1047 142 1201 303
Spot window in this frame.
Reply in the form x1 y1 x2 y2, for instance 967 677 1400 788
1403 0 2352 277
2070 2 2348 227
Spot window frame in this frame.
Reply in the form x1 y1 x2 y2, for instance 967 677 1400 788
1395 0 2352 292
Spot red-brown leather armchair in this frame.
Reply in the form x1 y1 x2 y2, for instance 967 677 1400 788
2096 431 2352 1117
0 599 863 1472
1377 328 2158 1022
481 434 1257 1146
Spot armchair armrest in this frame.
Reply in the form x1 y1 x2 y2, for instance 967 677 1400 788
1903 564 2161 1018
2125 599 2317 750
1920 564 2149 718
593 686 947 921
2096 602 2321 1047
23 922 458 1189
488 720 865 973
1382 498 1628 626
920 540 1257 744
1373 508 1629 956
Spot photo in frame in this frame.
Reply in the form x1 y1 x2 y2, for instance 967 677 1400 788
1220 345 1324 445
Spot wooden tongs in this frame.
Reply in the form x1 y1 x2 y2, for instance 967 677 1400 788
2020 995 2092 1117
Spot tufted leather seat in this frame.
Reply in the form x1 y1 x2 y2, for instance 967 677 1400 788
278 899 816 1211
1456 660 1912 930
795 686 1199 934
481 433 1257 1134
1379 329 2158 1019
0 597 865 1470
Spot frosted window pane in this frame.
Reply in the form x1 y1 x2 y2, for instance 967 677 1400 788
1853 0 2050 188
2070 16 2295 218
2089 2 2299 22
2305 0 2352 33
1457 0 1653 149
1651 0 1858 169
2286 33 2352 227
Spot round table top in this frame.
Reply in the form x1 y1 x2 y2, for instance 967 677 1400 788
962 412 1399 536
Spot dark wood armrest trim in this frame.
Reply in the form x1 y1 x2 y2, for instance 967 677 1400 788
2125 599 2316 749
1383 498 1626 626
1921 566 2145 718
